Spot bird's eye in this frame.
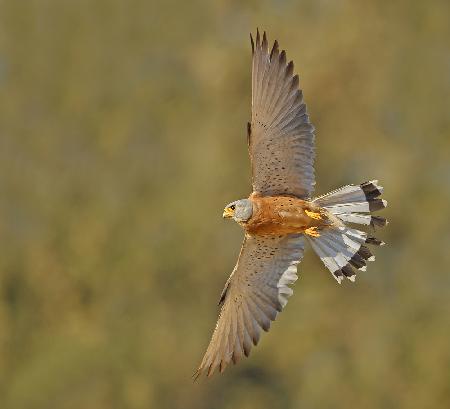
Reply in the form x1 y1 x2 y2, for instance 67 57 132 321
230 205 236 210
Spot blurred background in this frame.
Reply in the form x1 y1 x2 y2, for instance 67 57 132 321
1 0 449 408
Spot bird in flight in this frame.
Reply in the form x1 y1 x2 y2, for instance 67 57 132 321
194 30 387 379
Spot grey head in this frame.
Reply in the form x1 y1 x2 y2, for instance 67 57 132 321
223 199 253 223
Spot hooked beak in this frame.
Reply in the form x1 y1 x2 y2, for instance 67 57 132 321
223 207 234 219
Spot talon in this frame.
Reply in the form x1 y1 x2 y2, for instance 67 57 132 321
305 227 320 237
305 209 322 220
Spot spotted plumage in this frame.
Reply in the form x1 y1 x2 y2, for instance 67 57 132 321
194 30 387 379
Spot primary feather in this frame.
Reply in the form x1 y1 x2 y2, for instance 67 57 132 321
249 30 315 199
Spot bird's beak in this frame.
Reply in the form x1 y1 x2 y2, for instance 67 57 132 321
223 207 234 219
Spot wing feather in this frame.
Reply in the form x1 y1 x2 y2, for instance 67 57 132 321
194 234 304 379
250 31 315 198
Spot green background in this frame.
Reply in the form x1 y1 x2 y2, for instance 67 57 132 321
1 0 449 408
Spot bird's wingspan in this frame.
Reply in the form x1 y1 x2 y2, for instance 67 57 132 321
249 29 315 199
194 234 304 379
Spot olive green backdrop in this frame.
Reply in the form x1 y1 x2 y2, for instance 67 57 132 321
1 0 449 408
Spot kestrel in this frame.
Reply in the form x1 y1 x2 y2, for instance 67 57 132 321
194 30 387 379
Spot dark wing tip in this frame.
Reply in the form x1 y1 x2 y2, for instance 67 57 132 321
262 31 268 50
286 60 294 77
250 33 254 54
206 363 215 377
243 344 251 357
269 40 279 61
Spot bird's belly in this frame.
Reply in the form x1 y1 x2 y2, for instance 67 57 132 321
245 197 319 235
251 212 310 234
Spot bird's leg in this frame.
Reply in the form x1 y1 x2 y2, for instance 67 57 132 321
305 209 322 220
304 226 320 237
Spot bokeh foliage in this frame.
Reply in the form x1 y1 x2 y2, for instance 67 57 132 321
0 0 449 408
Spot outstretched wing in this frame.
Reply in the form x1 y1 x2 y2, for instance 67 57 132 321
194 234 304 379
249 30 315 199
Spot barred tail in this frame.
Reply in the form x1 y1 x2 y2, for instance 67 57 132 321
308 180 388 283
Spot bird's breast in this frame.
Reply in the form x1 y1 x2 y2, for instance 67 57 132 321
244 195 323 235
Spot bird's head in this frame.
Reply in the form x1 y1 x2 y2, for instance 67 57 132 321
223 199 253 223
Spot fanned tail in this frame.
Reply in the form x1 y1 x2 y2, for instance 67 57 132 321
308 180 387 283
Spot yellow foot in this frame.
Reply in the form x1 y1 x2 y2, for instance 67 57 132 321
305 209 322 220
305 227 321 238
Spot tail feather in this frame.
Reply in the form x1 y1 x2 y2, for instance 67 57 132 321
371 216 388 228
308 226 376 283
314 180 387 218
308 234 353 282
308 181 387 283
366 236 385 246
337 213 387 228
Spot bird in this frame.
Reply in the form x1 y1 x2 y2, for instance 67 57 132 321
194 30 387 379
